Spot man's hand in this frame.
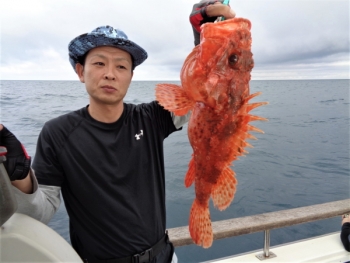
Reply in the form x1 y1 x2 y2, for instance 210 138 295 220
0 124 31 181
190 0 236 46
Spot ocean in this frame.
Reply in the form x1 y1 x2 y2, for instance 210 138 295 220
0 79 349 262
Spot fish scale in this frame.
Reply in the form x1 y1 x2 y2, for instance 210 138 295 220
155 17 268 248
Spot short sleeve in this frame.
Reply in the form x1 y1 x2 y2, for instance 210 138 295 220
32 123 65 187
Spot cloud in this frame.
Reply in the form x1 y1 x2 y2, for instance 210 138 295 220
246 1 349 67
0 0 349 80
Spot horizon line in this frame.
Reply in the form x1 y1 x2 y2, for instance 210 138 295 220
1 78 349 82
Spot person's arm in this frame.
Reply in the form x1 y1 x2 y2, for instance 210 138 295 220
171 112 191 129
11 171 32 193
0 124 60 223
12 169 61 224
190 0 236 46
341 215 350 252
0 124 33 192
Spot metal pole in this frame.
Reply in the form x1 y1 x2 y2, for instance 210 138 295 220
263 230 270 257
256 230 276 260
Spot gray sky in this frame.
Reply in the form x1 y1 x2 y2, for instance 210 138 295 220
1 0 349 80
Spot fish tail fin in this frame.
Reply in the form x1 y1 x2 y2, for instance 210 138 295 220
189 199 213 248
211 166 237 211
185 156 195 187
155 84 195 116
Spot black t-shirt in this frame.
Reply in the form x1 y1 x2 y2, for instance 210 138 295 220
32 101 179 260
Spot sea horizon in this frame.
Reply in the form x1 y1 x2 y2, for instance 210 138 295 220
1 78 349 81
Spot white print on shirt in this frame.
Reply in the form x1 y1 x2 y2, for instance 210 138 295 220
135 130 143 140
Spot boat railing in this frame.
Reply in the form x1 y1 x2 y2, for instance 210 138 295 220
167 199 350 260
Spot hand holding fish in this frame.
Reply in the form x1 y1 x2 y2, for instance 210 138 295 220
190 0 236 46
156 17 268 248
206 2 235 20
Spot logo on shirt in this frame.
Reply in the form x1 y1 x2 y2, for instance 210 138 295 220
135 130 143 140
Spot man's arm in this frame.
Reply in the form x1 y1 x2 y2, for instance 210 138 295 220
206 2 235 19
171 112 191 129
190 0 236 46
11 171 32 194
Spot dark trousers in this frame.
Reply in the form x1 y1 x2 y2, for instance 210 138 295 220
83 236 175 263
151 242 174 263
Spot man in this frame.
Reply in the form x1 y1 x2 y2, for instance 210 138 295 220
1 2 237 261
190 0 236 46
341 214 350 252
0 26 189 263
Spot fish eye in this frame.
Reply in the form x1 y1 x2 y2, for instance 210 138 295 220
229 54 238 65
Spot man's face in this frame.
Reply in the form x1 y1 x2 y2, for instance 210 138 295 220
76 46 133 106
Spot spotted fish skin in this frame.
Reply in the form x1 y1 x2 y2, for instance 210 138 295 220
155 18 267 248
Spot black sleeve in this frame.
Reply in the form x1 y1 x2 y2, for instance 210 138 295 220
140 101 178 139
32 123 65 187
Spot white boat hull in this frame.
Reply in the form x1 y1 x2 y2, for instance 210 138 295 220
1 213 82 262
205 232 349 263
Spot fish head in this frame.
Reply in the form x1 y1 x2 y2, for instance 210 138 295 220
181 18 254 110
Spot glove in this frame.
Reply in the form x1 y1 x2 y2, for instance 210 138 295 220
0 126 31 181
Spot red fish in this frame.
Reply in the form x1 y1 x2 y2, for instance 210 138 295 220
155 18 267 248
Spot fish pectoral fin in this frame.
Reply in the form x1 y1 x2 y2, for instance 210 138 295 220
211 167 237 211
185 156 195 187
155 83 195 116
189 199 213 248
